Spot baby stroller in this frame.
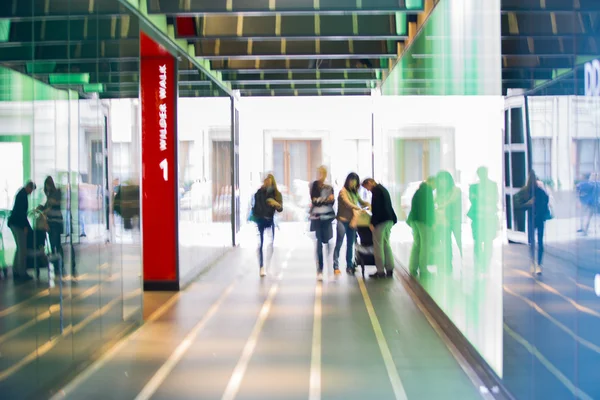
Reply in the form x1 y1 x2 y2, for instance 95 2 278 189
354 226 375 277
352 209 376 278
27 209 51 280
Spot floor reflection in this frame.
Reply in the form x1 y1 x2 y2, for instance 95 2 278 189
502 237 600 400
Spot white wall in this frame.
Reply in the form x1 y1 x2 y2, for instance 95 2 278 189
239 96 373 183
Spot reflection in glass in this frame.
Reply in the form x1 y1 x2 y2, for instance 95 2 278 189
0 1 142 396
177 98 231 285
377 95 504 376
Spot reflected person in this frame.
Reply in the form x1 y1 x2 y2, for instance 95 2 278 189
407 181 435 278
8 180 36 281
515 170 550 275
251 174 283 277
333 172 370 274
577 172 599 236
309 166 335 281
467 167 498 269
435 171 463 270
362 178 397 279
42 176 65 276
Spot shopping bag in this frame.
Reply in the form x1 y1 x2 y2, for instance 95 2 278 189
32 210 49 232
349 209 371 229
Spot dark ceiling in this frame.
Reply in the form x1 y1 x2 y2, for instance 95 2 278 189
501 0 600 95
0 0 597 98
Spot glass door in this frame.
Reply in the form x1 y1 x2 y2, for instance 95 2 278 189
211 140 231 223
272 139 322 222
231 97 241 246
504 96 530 244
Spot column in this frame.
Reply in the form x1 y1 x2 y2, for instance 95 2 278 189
140 31 179 291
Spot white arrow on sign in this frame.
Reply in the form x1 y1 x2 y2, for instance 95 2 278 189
160 159 168 181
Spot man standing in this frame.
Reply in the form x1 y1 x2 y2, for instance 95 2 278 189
8 181 36 281
362 178 397 278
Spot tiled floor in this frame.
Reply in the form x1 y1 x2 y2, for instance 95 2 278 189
50 232 482 400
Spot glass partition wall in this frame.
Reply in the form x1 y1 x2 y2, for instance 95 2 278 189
177 90 233 286
501 74 600 398
377 0 504 379
0 1 143 397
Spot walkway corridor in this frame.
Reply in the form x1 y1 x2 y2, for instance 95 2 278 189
52 230 483 400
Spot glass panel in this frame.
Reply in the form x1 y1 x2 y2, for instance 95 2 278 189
504 152 511 188
510 152 527 189
504 110 509 145
0 0 142 396
505 194 512 230
177 96 231 286
288 141 309 182
379 0 503 379
510 108 525 144
273 141 285 186
531 138 552 182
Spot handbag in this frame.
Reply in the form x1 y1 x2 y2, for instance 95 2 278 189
349 209 371 229
33 210 49 232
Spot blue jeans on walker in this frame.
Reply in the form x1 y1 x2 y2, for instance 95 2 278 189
333 220 356 270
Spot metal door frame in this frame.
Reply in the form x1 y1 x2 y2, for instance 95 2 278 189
504 95 531 244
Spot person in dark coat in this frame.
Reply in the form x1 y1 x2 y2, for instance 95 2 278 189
8 180 36 280
467 167 499 269
252 174 283 277
515 170 550 275
362 178 397 278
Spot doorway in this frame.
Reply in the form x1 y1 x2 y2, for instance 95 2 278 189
503 98 530 243
272 139 322 222
393 138 441 217
212 140 232 222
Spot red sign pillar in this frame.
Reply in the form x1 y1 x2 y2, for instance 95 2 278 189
140 31 179 291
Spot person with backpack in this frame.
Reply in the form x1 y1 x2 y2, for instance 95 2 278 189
515 170 550 275
251 174 283 277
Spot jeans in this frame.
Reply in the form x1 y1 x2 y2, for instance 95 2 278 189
333 220 355 269
48 226 64 275
314 220 333 272
9 225 28 276
528 217 545 266
373 221 394 274
257 219 274 267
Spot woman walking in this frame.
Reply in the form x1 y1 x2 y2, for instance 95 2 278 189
516 170 550 275
251 174 283 277
309 166 335 281
42 176 65 277
333 172 370 274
